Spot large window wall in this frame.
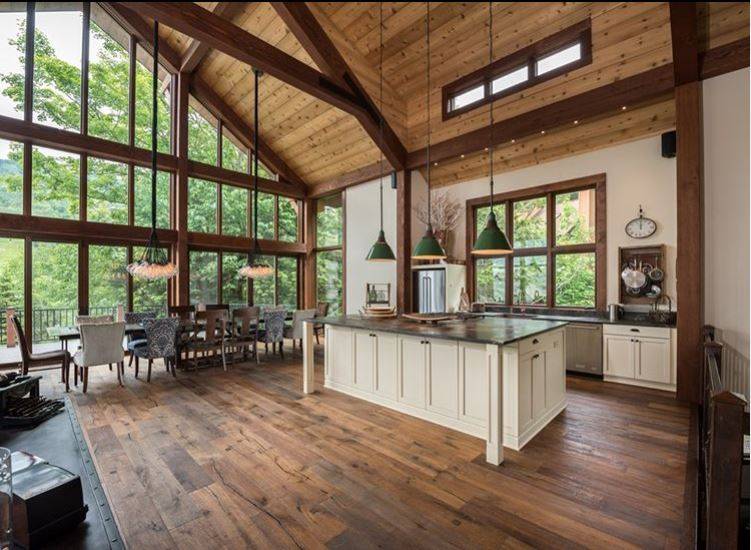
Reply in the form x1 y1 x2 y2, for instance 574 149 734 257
470 176 605 310
315 194 344 315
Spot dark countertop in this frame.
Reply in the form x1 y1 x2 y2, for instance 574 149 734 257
308 315 567 346
471 307 676 328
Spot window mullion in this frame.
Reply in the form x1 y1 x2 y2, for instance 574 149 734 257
81 2 90 136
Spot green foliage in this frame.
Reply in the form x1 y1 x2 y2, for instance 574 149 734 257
256 192 275 240
222 185 247 237
0 140 23 214
89 245 127 313
222 134 247 173
278 197 298 242
252 255 276 307
189 251 219 305
316 250 342 315
188 178 217 233
222 253 248 306
188 106 217 165
88 22 129 144
88 157 128 224
31 146 80 219
134 167 170 229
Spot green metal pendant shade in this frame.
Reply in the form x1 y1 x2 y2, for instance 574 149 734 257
367 230 396 261
472 210 512 256
412 226 447 260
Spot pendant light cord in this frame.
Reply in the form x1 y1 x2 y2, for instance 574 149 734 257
425 2 431 228
379 1 384 232
151 21 158 232
252 68 260 254
488 2 494 213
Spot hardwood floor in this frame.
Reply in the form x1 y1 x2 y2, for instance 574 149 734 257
39 346 690 549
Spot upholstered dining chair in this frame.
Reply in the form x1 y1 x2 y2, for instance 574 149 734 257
132 317 181 382
228 307 260 364
124 311 156 368
72 321 126 393
259 308 287 359
75 314 114 325
284 309 317 354
11 315 72 392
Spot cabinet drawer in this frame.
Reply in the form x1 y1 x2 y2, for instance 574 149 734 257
602 324 670 340
518 332 551 357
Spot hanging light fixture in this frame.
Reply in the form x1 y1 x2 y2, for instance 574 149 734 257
240 68 273 279
412 2 446 261
127 21 177 280
472 2 512 257
366 2 396 262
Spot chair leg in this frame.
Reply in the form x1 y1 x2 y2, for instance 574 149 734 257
74 363 78 387
221 345 227 371
147 359 152 382
128 353 134 367
109 363 112 371
171 358 177 377
64 356 70 392
315 329 320 345
83 367 89 394
279 341 284 359
116 361 122 386
135 357 139 378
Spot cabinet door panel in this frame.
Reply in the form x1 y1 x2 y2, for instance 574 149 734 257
636 337 671 383
353 331 375 392
545 332 566 408
460 344 488 426
399 337 426 408
531 353 546 421
427 339 459 418
329 327 352 386
604 335 634 378
518 353 533 431
375 332 398 399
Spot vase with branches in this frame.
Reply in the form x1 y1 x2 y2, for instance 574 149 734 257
413 192 462 258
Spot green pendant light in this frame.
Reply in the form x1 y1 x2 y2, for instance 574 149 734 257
472 2 512 257
412 2 446 261
367 2 396 262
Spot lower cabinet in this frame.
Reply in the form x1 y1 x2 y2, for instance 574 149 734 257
398 336 427 408
426 339 459 418
374 332 398 400
603 325 674 391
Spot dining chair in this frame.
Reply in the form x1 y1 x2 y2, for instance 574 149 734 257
205 303 230 312
132 318 181 382
168 305 195 321
186 309 227 370
11 315 72 392
124 311 156 368
314 302 329 344
75 314 114 325
259 308 286 359
72 321 126 393
228 307 260 364
284 309 317 354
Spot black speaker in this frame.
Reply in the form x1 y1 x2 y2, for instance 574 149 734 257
390 172 397 189
661 131 676 158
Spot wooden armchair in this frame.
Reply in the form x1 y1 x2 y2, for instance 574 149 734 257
185 309 227 370
314 302 329 344
11 315 71 392
227 307 260 364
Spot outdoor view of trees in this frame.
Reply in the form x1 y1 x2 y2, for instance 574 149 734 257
475 189 596 308
316 194 343 315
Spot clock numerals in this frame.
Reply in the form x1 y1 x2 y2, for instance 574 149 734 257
626 217 656 238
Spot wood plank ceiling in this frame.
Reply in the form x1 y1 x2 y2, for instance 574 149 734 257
155 2 748 189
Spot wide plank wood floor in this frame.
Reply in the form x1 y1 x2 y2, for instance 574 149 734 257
39 346 690 549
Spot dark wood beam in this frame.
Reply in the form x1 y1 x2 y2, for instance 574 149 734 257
175 71 190 306
407 64 676 169
700 37 749 80
180 2 247 73
308 160 392 198
303 198 316 308
669 3 700 86
187 232 305 255
272 2 406 170
190 78 306 191
114 2 367 118
188 160 305 200
396 170 412 314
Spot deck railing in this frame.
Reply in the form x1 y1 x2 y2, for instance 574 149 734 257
696 325 747 549
1 306 122 345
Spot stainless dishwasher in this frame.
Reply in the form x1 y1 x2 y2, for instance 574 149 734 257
565 323 603 375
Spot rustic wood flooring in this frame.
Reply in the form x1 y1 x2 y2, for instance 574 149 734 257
38 346 690 549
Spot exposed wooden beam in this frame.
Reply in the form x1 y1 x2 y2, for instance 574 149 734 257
188 160 305 200
114 2 368 118
187 232 305 255
104 2 307 191
669 3 700 86
308 160 392 198
180 2 247 73
273 2 406 169
700 37 749 80
407 64 676 170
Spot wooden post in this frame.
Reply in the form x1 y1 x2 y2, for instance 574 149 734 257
303 198 316 309
5 308 16 347
485 344 503 465
396 170 412 314
302 320 315 394
175 71 191 305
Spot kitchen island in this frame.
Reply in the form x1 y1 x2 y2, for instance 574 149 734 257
302 316 568 465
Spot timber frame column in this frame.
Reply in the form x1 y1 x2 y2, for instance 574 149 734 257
670 3 703 403
303 198 317 309
175 71 190 305
396 170 412 314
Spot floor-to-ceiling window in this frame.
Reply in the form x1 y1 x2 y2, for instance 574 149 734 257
315 194 344 315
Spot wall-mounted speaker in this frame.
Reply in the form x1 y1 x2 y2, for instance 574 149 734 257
661 131 676 158
390 172 397 189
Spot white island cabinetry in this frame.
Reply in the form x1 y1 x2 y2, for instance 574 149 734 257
323 324 567 456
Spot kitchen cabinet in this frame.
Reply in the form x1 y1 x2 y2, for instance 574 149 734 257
603 325 674 391
375 332 398 400
353 330 375 392
398 336 427 408
426 339 459 418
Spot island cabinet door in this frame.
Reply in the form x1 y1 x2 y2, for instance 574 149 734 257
603 335 635 378
398 336 427 409
544 331 566 409
328 326 353 386
458 343 489 427
531 352 547 422
353 330 375 392
517 351 535 433
374 332 398 400
426 339 459 418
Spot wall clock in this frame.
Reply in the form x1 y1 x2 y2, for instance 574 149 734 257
625 205 657 239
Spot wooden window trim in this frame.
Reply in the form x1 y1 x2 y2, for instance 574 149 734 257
465 173 606 311
442 19 592 120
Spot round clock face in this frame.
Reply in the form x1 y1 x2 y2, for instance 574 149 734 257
625 216 656 238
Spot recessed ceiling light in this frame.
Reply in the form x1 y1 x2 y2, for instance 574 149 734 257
573 120 579 125
621 105 627 110
460 154 465 158
540 130 546 135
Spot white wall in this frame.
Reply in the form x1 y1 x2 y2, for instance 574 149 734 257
411 170 429 247
426 137 677 307
703 68 750 381
344 176 398 314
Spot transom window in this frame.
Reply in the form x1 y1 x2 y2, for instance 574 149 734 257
443 19 591 119
469 174 605 310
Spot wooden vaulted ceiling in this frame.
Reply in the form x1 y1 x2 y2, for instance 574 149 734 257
151 2 748 190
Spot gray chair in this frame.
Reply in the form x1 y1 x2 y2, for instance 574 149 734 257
125 311 156 368
259 308 286 358
133 318 180 382
284 309 317 354
75 314 114 325
72 321 126 393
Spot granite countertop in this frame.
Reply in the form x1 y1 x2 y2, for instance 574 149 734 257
307 315 567 346
468 310 675 328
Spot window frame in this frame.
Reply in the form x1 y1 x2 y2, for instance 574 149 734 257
442 19 592 120
313 192 346 315
467 173 605 311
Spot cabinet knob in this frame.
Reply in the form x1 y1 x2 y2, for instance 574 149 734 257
532 353 540 360
630 328 640 333
532 338 539 344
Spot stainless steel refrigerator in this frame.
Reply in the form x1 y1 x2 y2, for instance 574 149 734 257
413 268 446 313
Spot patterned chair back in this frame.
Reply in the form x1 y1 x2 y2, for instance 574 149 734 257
196 309 226 342
232 307 260 338
262 308 286 344
142 318 180 360
124 311 156 325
